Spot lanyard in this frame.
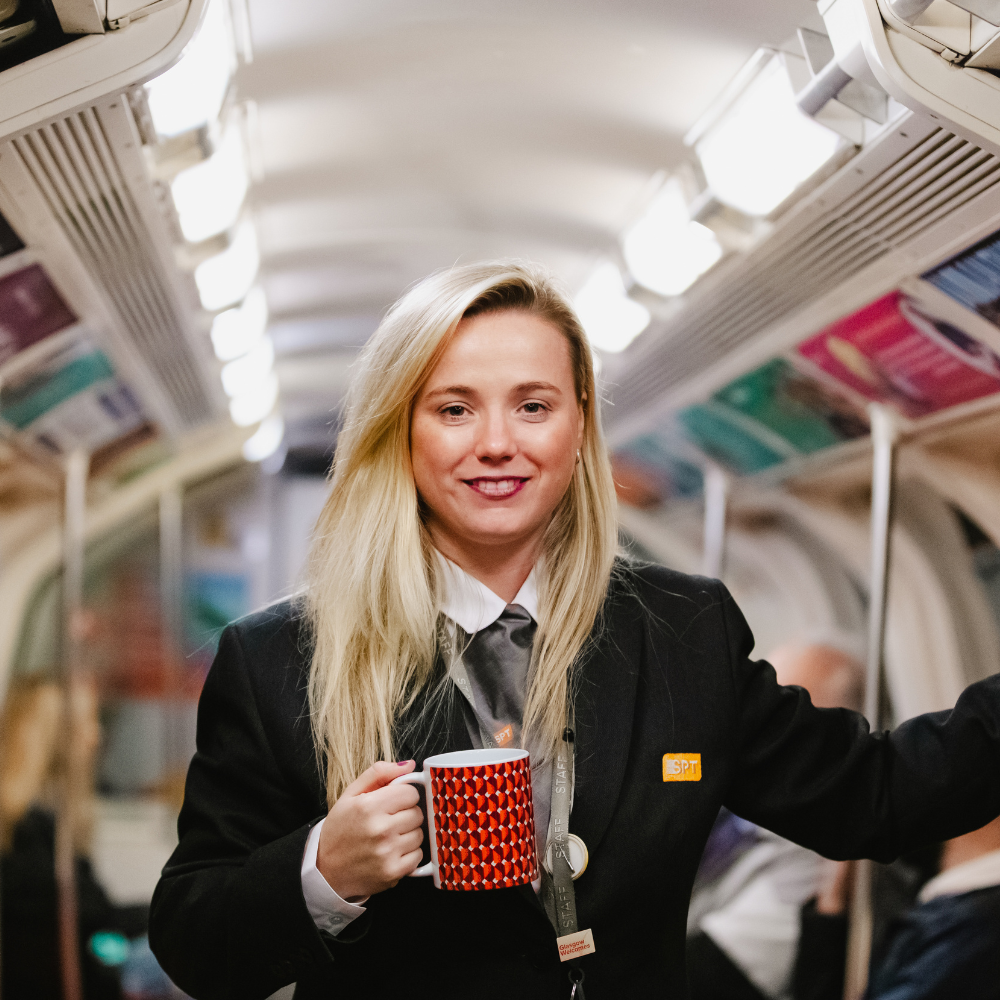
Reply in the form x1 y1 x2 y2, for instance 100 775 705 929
439 619 589 998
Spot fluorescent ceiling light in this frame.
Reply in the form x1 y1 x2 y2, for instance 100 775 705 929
230 372 279 427
574 262 650 354
145 0 236 138
694 53 844 217
623 179 723 297
221 335 274 397
171 123 249 243
211 286 268 361
242 414 285 462
195 221 260 312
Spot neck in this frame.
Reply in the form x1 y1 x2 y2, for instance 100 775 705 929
431 530 540 603
940 818 1000 871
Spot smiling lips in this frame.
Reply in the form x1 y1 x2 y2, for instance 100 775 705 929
464 477 528 499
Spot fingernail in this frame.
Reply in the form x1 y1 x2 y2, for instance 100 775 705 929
397 760 409 766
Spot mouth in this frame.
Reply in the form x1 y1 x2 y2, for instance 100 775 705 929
463 477 529 499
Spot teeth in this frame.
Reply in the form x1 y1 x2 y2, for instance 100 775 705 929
475 479 521 495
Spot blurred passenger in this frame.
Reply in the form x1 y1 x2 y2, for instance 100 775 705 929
793 815 1000 1000
687 640 865 1000
0 676 146 1000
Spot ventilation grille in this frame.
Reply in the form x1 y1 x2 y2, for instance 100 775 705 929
9 106 213 427
612 129 1000 429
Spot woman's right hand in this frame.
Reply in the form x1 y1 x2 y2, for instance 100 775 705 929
316 760 425 901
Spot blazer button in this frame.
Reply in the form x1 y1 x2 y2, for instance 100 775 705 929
296 948 313 966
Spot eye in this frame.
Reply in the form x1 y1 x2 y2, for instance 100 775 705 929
442 404 467 418
521 401 547 416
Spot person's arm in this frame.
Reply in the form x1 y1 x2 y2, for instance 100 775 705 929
300 819 368 936
149 624 351 1000
149 620 420 1000
717 582 1000 861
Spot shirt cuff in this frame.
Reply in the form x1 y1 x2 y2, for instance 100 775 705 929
300 817 368 937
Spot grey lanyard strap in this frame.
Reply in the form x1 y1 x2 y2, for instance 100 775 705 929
547 725 578 936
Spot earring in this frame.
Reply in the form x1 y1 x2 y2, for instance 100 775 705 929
576 449 581 465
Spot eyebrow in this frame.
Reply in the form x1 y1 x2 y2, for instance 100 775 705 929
422 384 478 400
513 381 562 395
422 381 563 400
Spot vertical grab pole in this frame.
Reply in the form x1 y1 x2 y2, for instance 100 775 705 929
57 449 89 1000
159 487 183 780
844 405 898 1000
702 464 729 579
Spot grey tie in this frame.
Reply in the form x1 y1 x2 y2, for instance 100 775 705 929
461 604 536 747
458 604 551 860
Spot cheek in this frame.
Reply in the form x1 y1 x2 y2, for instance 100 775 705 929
410 418 461 497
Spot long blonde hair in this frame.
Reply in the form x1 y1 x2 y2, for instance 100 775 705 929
306 260 618 806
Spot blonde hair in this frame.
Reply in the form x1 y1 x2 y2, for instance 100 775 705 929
0 676 98 852
306 260 619 806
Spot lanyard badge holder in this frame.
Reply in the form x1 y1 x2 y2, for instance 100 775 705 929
440 620 594 998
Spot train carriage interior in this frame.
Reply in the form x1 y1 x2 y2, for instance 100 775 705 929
2 0 1000 997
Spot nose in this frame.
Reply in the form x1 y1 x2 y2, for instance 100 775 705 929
474 407 517 465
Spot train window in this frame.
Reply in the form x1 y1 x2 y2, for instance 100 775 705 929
955 507 1000 636
0 209 23 257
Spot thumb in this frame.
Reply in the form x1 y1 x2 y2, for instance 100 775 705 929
344 759 415 797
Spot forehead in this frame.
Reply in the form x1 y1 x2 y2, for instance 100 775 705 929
424 310 576 387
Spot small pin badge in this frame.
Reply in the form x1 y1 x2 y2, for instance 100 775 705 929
544 833 589 880
494 724 514 747
663 753 702 781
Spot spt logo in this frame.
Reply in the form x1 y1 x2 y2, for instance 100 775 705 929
662 753 701 782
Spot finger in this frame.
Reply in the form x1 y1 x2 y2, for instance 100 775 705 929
396 847 426 878
367 781 421 814
395 828 424 856
344 760 415 797
383 806 425 837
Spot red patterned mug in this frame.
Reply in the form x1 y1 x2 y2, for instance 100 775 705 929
391 748 539 891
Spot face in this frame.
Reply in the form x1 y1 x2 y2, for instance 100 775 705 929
411 310 585 561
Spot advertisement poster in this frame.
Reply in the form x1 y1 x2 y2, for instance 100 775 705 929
0 339 146 454
714 358 869 452
0 263 77 363
678 402 793 475
674 359 869 476
797 292 1000 419
924 228 1000 327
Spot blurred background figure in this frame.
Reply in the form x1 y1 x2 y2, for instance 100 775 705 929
793 815 1000 1000
687 639 865 1000
0 676 164 1000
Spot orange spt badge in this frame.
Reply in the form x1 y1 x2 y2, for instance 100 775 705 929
663 753 701 782
494 724 514 747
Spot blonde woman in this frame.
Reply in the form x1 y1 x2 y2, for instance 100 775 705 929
150 261 1000 1000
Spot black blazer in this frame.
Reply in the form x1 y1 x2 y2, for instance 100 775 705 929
149 562 1000 1000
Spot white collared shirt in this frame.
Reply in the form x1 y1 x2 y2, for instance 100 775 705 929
300 552 538 937
918 847 1000 903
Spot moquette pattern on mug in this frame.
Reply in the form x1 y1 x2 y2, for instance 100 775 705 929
431 758 539 890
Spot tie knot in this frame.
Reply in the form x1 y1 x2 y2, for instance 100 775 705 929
500 604 533 626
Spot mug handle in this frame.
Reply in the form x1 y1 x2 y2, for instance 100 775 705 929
391 771 435 878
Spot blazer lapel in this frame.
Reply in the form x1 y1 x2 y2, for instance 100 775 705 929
569 580 644 857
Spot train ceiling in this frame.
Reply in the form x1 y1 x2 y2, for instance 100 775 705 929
239 0 827 451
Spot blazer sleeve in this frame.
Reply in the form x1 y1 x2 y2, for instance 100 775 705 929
717 582 1000 861
148 624 367 1000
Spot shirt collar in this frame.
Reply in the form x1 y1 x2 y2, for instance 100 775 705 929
435 550 538 635
918 848 1000 903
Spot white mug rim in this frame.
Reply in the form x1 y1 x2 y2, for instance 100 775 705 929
423 747 529 769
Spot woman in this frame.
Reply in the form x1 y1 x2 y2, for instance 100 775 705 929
1 676 145 1000
149 261 1000 999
